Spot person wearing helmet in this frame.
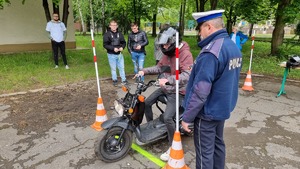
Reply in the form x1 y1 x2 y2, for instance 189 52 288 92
134 26 194 161
154 24 170 65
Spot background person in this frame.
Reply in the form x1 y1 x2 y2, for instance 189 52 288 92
181 10 242 169
46 12 69 69
135 27 193 162
128 23 149 82
103 20 128 87
229 26 248 50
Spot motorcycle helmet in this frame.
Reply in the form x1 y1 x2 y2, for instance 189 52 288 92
158 27 181 56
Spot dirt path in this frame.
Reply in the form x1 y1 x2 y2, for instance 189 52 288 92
0 80 117 135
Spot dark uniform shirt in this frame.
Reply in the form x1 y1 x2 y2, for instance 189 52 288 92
182 29 242 122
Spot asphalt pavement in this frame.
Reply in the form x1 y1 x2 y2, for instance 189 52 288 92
0 75 300 169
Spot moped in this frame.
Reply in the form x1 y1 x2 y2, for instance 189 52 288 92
94 66 192 162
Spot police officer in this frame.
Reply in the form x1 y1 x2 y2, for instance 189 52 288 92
181 10 242 169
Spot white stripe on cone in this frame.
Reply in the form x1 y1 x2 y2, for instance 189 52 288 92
96 115 107 122
244 82 252 86
246 74 252 78
171 141 182 150
168 158 186 168
97 104 104 110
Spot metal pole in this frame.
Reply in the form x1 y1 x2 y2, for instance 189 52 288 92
90 29 101 98
249 30 256 71
175 32 179 132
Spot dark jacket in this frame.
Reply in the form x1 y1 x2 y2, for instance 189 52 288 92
127 30 148 54
183 29 242 122
103 29 126 55
142 41 193 95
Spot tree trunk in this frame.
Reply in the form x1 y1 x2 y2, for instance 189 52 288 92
101 0 106 35
43 0 51 22
179 0 186 36
137 0 141 26
76 0 86 34
133 0 137 23
89 0 95 31
200 0 205 12
53 3 59 15
210 0 218 10
195 0 199 12
271 19 285 55
152 13 157 37
226 6 233 33
248 23 254 37
62 0 69 27
271 0 292 55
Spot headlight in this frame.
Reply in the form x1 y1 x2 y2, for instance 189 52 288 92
114 100 124 116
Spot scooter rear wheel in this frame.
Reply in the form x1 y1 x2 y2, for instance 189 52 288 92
94 127 133 162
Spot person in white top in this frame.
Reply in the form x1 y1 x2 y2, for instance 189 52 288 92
46 13 69 69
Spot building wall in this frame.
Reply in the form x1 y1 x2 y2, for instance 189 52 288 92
0 0 76 53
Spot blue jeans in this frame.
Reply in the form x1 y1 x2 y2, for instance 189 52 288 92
131 52 145 80
107 53 126 82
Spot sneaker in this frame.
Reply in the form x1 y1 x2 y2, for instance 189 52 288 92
113 80 118 87
121 80 128 85
135 138 146 146
65 65 70 69
54 65 58 69
160 147 170 161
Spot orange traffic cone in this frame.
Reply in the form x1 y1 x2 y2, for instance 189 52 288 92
242 70 254 91
162 131 190 169
91 97 107 131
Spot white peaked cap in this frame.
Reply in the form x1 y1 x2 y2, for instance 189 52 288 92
192 10 225 24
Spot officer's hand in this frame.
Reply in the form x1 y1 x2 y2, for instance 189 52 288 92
119 47 123 51
181 121 191 133
133 71 144 79
114 48 119 52
159 78 168 87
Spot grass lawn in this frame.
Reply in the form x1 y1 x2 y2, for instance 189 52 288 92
0 34 300 94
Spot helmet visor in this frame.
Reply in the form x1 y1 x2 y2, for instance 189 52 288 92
158 27 177 45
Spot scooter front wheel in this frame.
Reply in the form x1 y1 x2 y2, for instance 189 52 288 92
94 127 133 162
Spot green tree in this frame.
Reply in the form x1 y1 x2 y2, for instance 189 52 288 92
72 0 89 34
270 0 300 55
0 0 10 9
236 0 272 37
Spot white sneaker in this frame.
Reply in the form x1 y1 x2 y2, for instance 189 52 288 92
65 65 69 69
54 65 58 69
160 147 170 161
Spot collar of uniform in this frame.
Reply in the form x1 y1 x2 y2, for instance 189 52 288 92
197 29 228 48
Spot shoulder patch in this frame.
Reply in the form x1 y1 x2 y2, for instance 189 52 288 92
200 38 224 58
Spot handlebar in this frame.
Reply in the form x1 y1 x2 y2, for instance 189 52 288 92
142 80 156 92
